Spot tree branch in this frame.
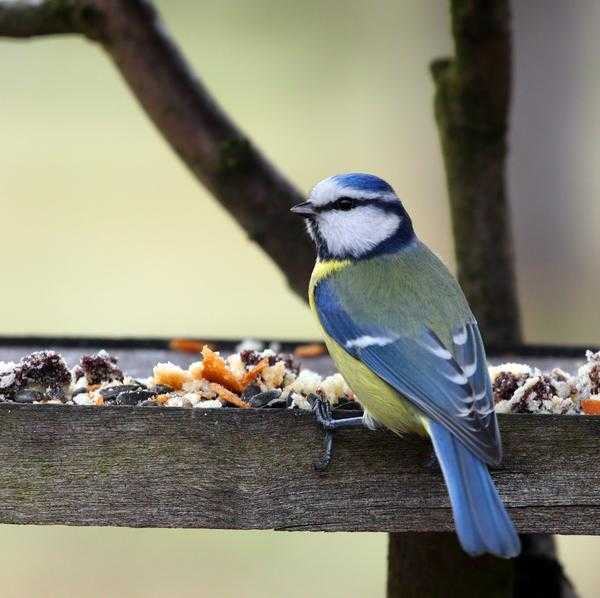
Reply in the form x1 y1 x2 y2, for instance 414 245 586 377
0 0 314 299
0 1 79 37
431 0 522 345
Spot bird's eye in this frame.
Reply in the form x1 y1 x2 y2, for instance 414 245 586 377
336 197 355 211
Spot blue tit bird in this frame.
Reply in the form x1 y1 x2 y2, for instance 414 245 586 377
291 173 520 559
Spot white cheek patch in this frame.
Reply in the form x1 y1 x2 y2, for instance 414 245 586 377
318 205 401 258
305 219 317 242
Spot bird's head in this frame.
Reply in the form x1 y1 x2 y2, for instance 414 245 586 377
291 173 415 260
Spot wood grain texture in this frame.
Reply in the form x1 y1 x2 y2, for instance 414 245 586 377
0 404 598 533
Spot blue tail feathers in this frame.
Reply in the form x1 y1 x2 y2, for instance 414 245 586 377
428 421 521 558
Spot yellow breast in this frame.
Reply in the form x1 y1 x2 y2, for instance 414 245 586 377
308 259 350 310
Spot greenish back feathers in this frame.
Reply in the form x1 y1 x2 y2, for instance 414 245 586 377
312 241 473 349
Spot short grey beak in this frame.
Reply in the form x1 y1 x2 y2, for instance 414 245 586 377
290 201 316 216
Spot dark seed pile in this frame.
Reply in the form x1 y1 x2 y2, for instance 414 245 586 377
74 352 124 385
0 351 71 402
489 354 600 415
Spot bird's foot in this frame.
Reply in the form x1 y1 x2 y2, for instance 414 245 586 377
313 395 334 430
312 397 335 471
424 448 439 471
311 395 365 472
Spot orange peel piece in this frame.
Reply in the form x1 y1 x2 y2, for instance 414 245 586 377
155 394 170 405
294 343 327 358
199 347 269 393
240 358 269 388
169 338 207 354
201 346 244 393
209 383 249 409
581 399 600 415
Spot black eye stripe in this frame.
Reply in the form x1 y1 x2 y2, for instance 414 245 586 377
314 197 398 213
336 197 355 210
315 197 356 213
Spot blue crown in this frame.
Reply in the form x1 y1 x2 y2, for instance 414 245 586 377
332 173 394 194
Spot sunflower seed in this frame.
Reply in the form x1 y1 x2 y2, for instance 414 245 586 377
99 385 141 400
115 389 157 406
14 389 45 403
249 389 282 408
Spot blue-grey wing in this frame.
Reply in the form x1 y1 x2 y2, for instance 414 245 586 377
315 278 501 465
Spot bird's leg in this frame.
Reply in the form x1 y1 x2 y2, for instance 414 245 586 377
313 398 364 430
424 449 439 471
311 396 365 471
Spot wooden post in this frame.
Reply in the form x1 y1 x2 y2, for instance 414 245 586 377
386 1 529 594
387 533 514 598
430 0 520 347
395 2 532 588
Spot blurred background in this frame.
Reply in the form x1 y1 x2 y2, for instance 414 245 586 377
1 0 599 596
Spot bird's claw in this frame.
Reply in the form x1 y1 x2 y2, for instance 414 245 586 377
311 395 335 471
313 395 334 429
313 430 334 472
310 395 365 471
424 448 439 471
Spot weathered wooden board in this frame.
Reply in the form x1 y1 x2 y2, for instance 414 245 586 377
0 403 598 534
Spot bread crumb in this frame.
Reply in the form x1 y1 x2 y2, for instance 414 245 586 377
226 353 246 380
182 378 218 400
73 394 93 406
261 360 286 389
188 361 204 380
194 399 223 409
289 393 312 411
286 369 322 396
318 373 352 405
182 392 201 407
166 396 183 408
153 362 190 390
